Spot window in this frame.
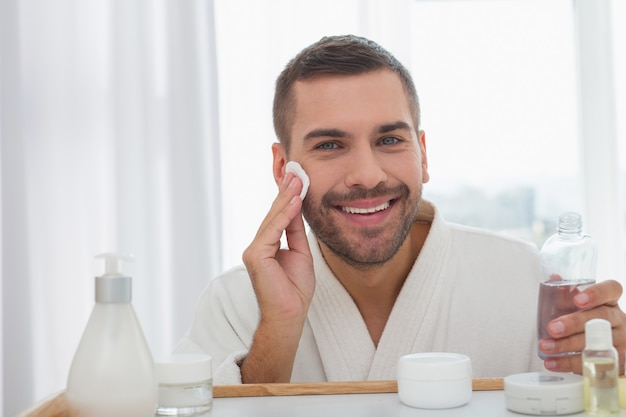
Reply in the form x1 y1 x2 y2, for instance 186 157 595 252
214 0 625 281
412 0 579 245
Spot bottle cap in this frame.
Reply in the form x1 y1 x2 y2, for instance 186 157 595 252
585 318 613 350
94 253 134 303
557 212 583 234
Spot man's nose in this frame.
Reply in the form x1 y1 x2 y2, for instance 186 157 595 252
344 147 387 189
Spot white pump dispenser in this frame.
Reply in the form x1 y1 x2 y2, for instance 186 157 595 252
66 253 157 417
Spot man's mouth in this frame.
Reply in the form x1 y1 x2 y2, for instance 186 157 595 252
341 200 392 214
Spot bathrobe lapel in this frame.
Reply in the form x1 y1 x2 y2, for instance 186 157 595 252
368 212 452 379
308 241 376 381
307 201 451 381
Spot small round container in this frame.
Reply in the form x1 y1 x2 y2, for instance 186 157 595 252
397 352 472 409
155 354 213 416
504 372 583 415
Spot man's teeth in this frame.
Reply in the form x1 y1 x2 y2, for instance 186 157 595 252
341 201 390 214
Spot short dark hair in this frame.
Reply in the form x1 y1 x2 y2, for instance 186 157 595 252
273 35 420 154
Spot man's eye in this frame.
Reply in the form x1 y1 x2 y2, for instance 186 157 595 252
380 136 400 146
317 142 338 150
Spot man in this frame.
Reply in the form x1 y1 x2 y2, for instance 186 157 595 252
177 35 626 384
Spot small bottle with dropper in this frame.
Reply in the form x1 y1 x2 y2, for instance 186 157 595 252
66 253 157 417
583 318 620 416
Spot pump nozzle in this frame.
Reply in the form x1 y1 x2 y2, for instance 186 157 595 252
95 253 135 277
94 253 135 303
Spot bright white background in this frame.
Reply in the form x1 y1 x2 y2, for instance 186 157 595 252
216 0 626 275
1 0 624 415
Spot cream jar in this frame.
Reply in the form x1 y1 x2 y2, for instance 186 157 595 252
504 372 583 415
397 352 472 409
155 354 212 416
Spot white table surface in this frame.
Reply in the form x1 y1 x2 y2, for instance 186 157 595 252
204 390 626 417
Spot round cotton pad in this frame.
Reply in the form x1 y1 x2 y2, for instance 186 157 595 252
285 161 310 200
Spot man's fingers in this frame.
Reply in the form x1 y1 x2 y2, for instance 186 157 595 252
544 354 583 374
243 173 304 256
550 305 625 340
575 280 623 309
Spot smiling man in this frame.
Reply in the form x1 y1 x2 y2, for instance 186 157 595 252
177 35 626 384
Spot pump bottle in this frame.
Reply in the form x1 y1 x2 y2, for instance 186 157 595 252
66 253 157 417
583 318 619 415
537 212 597 359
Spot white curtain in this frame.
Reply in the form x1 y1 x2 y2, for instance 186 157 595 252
1 0 623 414
0 1 221 415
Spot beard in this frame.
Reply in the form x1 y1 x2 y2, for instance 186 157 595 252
302 182 422 270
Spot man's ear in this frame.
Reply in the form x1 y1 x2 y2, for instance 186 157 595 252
272 142 288 187
418 130 430 184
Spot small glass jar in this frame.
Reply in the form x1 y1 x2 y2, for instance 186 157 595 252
155 354 212 416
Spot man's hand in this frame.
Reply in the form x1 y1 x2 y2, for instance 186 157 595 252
539 280 626 374
239 172 315 383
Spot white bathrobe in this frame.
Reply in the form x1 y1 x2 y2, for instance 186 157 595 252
176 201 543 384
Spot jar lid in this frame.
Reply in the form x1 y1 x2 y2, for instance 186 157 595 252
397 352 472 381
504 372 583 415
156 354 212 384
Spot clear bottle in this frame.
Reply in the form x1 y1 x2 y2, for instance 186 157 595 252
537 212 597 359
66 253 158 417
583 318 619 416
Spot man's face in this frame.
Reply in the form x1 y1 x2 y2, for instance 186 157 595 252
280 69 429 268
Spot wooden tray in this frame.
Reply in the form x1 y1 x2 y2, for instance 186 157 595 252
213 377 503 397
17 378 504 416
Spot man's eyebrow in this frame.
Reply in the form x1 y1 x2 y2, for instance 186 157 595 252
377 121 413 134
303 128 350 141
303 122 412 141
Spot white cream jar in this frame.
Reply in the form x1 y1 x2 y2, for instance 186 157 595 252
504 372 584 415
155 354 212 416
397 352 472 409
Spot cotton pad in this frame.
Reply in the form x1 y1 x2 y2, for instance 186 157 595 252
285 161 310 200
